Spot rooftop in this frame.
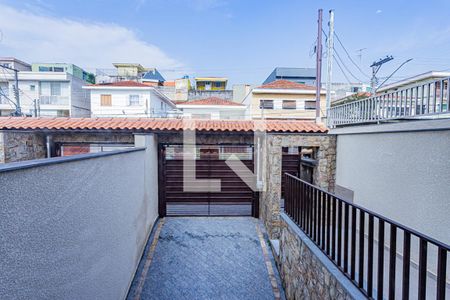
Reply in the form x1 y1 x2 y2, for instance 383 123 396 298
142 69 165 82
257 79 317 90
195 77 228 82
0 117 327 133
377 71 450 92
177 97 244 106
272 67 316 77
85 80 151 88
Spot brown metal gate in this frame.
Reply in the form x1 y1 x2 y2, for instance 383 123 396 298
159 145 258 217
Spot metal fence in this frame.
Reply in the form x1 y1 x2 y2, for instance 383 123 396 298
328 77 450 127
284 173 449 299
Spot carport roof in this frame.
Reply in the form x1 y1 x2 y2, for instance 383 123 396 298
0 117 327 133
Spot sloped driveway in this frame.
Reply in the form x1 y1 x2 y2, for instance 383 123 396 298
127 217 284 300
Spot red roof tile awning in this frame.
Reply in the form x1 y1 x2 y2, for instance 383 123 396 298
0 117 328 133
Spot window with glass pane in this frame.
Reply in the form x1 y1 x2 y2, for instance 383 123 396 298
259 100 274 109
305 100 316 110
282 100 296 109
129 95 139 106
50 82 61 96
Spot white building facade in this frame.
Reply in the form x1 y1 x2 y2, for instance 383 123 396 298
176 97 247 119
83 81 176 118
0 71 91 117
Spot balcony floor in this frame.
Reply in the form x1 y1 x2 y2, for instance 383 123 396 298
127 217 285 300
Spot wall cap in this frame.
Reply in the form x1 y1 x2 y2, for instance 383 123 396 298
329 118 450 135
0 147 146 173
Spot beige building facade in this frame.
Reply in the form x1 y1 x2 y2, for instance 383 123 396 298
243 80 326 120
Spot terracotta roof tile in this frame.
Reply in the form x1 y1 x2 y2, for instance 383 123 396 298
178 97 243 106
0 117 327 133
257 79 316 90
87 80 150 87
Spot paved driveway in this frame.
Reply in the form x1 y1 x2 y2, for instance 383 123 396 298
127 217 284 300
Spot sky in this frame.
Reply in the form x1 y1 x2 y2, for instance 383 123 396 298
0 0 449 86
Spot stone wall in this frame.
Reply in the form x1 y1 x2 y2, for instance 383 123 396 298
0 131 47 163
278 213 364 300
260 133 336 239
52 132 134 144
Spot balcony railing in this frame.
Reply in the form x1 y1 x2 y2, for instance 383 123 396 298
284 173 449 299
39 95 70 105
328 77 450 127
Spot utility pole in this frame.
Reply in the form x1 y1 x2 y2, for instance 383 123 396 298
325 9 335 115
370 55 393 96
315 9 323 123
0 64 22 115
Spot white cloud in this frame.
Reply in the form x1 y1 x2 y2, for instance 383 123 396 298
376 9 382 14
0 4 183 72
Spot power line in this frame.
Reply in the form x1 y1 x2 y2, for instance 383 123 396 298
332 32 370 78
333 54 353 85
333 48 365 82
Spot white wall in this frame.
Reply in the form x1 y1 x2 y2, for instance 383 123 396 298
335 127 450 244
90 89 150 117
70 75 91 117
0 147 159 299
90 88 173 117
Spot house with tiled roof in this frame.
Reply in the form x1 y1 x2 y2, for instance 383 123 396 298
176 97 247 119
83 81 175 118
242 79 326 120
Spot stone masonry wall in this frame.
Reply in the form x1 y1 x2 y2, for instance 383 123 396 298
279 214 363 300
260 134 336 239
0 131 47 163
52 132 134 144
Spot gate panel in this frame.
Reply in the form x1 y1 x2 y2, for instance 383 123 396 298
161 145 256 216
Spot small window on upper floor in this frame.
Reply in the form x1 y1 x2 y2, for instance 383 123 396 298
30 85 35 91
259 100 274 109
214 82 223 88
282 100 296 109
129 95 139 106
53 67 64 72
304 100 316 110
160 102 164 110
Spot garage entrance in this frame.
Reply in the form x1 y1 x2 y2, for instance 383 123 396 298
158 144 258 217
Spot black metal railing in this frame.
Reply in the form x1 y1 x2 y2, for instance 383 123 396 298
284 173 449 299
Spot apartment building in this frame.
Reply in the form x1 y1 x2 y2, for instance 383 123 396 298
0 58 91 117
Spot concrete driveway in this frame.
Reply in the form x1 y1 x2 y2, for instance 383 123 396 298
127 217 284 300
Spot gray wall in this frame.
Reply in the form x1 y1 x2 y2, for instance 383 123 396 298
0 144 158 299
335 128 450 245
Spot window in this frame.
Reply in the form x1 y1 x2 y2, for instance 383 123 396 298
129 95 139 106
304 100 316 110
214 82 222 88
39 66 50 72
259 100 274 109
50 82 61 96
30 85 35 91
160 102 164 110
100 94 112 106
282 100 296 109
53 67 64 72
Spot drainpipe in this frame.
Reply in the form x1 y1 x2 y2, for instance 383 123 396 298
46 135 53 158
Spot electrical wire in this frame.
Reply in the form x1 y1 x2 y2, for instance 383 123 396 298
334 32 370 78
333 50 365 83
333 55 353 85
